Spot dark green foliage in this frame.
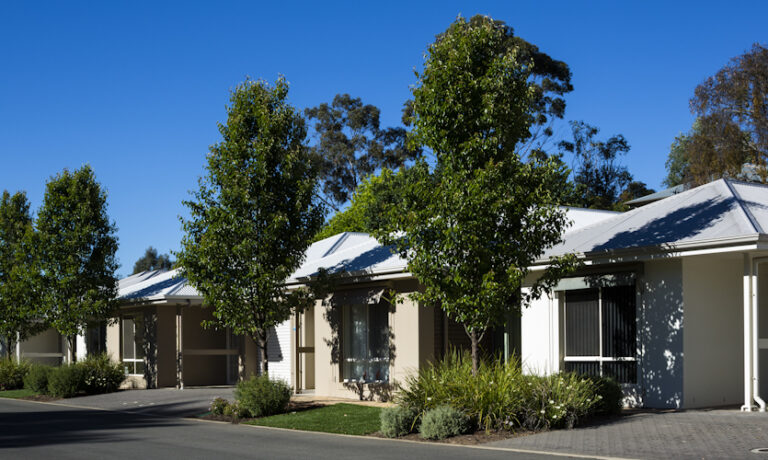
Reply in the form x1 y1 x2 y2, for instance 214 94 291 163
419 406 471 440
586 376 623 416
23 364 52 393
178 78 324 375
132 246 173 274
379 405 418 438
79 353 124 395
397 352 608 432
664 131 692 187
35 165 119 363
235 375 292 418
47 364 84 398
305 94 420 211
210 397 230 415
560 121 633 210
0 359 29 390
312 174 383 242
0 191 43 354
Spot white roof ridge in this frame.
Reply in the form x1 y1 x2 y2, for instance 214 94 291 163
723 178 765 234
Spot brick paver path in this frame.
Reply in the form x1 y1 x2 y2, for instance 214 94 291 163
488 410 768 459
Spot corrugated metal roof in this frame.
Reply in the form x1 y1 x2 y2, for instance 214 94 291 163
117 207 627 300
624 184 688 206
543 178 767 260
118 268 200 301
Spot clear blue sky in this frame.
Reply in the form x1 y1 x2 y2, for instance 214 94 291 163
1 1 766 277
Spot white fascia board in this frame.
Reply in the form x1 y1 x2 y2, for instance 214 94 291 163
531 235 764 270
285 268 413 290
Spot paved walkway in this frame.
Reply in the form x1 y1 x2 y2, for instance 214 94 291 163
489 409 768 459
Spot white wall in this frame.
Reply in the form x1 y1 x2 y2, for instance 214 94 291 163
520 288 559 376
639 258 684 409
682 254 743 408
268 320 292 384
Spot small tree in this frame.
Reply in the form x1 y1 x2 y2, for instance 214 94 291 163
177 78 324 375
366 16 578 374
0 191 43 359
132 246 173 274
36 166 119 363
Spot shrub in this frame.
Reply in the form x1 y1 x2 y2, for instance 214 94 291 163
380 405 418 438
419 406 470 440
0 359 30 390
24 364 53 393
48 365 84 398
519 373 599 430
235 375 292 418
79 353 124 395
397 350 526 431
210 397 230 416
587 376 622 415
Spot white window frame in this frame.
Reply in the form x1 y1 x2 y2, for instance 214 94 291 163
121 316 144 376
563 287 637 382
342 303 390 384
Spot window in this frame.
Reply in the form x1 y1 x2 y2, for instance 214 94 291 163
343 303 389 383
563 285 636 384
86 322 106 356
121 316 145 375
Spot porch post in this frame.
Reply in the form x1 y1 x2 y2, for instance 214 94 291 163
176 305 184 390
743 253 754 411
15 332 21 362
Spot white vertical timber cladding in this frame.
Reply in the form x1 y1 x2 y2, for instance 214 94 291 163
268 320 292 384
520 287 558 375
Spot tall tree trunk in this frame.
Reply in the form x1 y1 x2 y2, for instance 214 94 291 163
258 331 269 376
68 335 77 364
470 329 478 376
5 337 13 361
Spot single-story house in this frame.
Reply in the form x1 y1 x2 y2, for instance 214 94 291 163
9 178 768 411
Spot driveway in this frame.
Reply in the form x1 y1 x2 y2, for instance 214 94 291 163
59 387 235 417
489 409 768 459
0 398 574 460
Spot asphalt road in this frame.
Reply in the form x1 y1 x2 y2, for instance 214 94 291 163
0 398 586 460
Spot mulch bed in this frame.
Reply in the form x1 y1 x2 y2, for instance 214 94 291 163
372 429 529 445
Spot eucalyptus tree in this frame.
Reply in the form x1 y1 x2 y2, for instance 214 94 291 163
177 78 324 375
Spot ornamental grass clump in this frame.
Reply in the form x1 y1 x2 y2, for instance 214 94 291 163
397 350 526 431
519 373 599 430
397 351 612 433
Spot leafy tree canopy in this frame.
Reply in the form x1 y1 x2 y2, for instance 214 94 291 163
0 190 43 358
560 121 635 210
36 165 119 362
311 174 383 242
305 94 421 211
132 246 173 274
667 44 768 185
364 16 578 374
177 78 324 375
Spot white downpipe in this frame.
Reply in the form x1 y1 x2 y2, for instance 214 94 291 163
743 254 754 411
753 257 768 412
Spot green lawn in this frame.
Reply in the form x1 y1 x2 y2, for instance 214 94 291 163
0 388 38 399
246 403 382 435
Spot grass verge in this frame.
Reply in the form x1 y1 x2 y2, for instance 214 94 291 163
246 403 382 435
0 389 38 399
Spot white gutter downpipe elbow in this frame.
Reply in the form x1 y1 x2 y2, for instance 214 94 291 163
753 257 768 412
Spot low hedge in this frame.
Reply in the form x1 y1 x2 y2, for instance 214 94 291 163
0 359 30 390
